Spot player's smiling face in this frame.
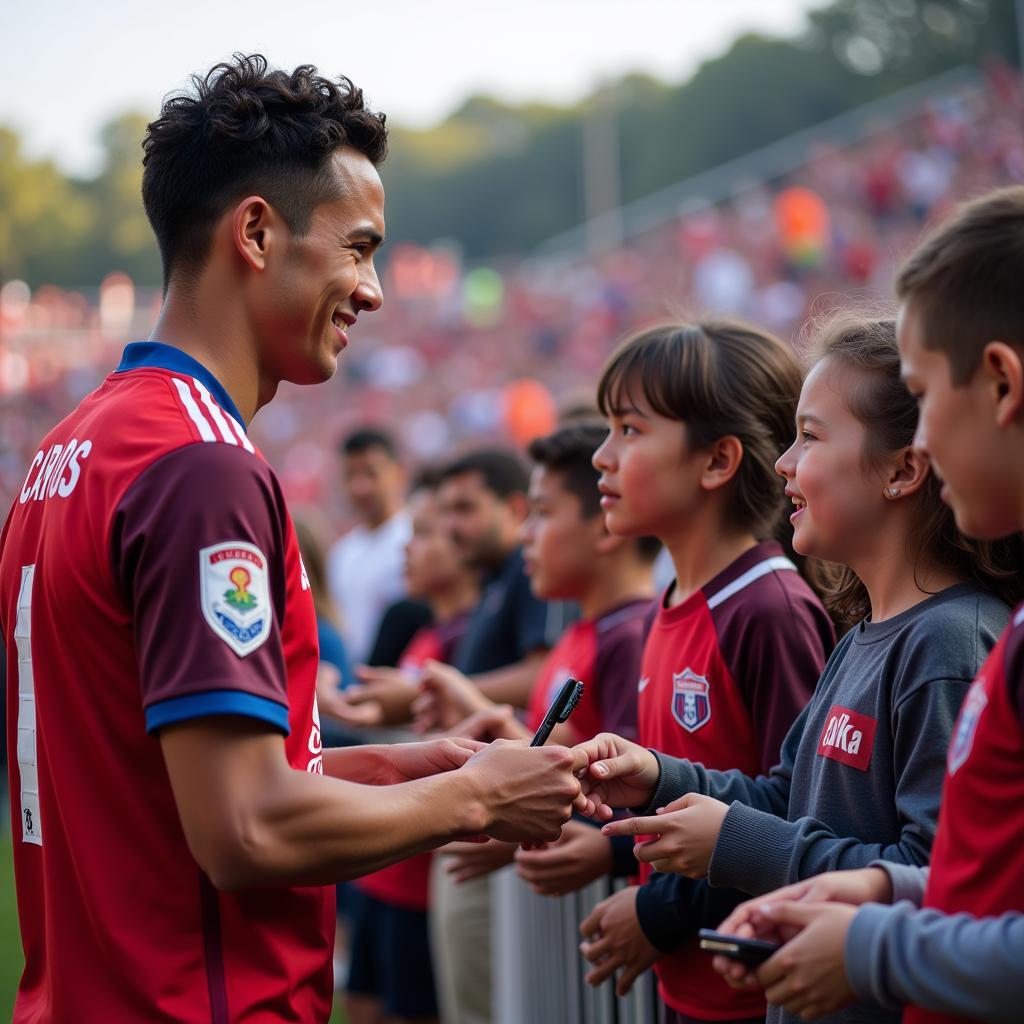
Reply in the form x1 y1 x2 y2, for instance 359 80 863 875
257 147 385 388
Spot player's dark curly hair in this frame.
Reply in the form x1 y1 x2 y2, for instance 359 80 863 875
142 53 388 282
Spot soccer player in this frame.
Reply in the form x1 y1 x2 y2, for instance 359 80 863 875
0 55 585 1023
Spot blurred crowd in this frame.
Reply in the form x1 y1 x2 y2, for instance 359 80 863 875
2 69 1023 530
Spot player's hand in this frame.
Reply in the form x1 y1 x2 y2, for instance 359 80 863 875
711 867 893 989
753 902 858 1019
441 838 517 884
579 886 659 996
464 739 587 843
382 737 486 785
514 820 612 896
571 733 660 821
600 792 728 878
446 705 528 743
412 660 492 733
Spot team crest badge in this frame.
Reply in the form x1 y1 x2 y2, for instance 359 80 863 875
671 669 711 733
948 676 988 775
200 542 272 657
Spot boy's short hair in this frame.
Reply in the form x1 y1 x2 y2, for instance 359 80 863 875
142 53 388 283
439 448 530 500
341 427 399 460
895 186 1024 384
528 424 662 562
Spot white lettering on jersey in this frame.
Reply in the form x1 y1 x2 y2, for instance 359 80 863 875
57 440 91 497
307 694 323 774
19 450 44 503
822 712 862 754
18 439 92 505
15 565 43 846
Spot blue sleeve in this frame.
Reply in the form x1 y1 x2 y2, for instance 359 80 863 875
847 902 1024 1022
708 677 965 896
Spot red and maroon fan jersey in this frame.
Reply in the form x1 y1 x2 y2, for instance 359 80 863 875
636 542 830 1021
906 605 1024 1024
525 598 652 741
0 342 331 1023
356 614 469 912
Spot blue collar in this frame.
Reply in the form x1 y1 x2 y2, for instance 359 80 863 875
116 341 247 432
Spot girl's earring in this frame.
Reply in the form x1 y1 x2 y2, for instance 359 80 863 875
886 486 901 498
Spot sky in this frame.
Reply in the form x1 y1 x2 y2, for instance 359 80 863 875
1 0 823 178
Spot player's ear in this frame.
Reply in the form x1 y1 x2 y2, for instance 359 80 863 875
231 196 277 272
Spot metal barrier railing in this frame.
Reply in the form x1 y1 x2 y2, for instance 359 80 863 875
493 866 659 1024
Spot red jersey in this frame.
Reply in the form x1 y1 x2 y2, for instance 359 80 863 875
356 614 469 911
636 542 830 1020
525 598 652 741
906 605 1024 1024
0 342 331 1023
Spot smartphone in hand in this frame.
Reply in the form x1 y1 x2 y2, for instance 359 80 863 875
698 928 779 966
530 678 584 746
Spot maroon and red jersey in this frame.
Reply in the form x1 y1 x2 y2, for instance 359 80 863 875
0 342 331 1023
636 542 830 1020
356 613 469 912
525 598 652 742
906 605 1024 1024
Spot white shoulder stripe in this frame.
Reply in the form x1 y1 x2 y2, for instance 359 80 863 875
706 556 797 611
192 378 239 446
1014 605 1024 628
225 411 255 454
171 377 216 442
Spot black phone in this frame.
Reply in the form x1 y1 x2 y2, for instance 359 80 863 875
530 678 585 746
698 929 779 966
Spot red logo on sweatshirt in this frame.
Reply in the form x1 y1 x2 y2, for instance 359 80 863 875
816 705 877 772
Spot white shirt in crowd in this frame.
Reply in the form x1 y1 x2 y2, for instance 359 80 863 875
326 509 412 665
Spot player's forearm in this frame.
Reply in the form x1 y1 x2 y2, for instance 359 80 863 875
214 769 486 889
473 652 545 707
320 744 402 785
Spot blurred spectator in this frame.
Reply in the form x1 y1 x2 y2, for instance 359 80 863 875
325 429 412 665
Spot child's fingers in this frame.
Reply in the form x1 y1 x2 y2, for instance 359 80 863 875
601 814 661 837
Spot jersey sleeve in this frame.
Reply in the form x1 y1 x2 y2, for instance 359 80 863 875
718 581 829 771
110 443 291 735
593 616 648 741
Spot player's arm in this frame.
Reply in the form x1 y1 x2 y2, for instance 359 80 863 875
117 445 585 888
160 717 583 889
319 738 483 785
